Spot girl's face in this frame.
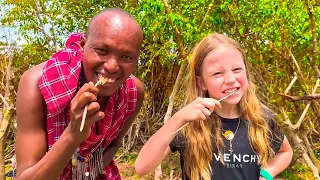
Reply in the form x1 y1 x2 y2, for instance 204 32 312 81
197 46 248 106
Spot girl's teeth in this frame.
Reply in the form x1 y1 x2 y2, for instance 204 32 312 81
224 89 237 94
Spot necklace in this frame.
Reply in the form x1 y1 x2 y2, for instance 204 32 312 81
222 118 241 154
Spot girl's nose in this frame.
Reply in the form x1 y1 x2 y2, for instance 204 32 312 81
224 72 236 84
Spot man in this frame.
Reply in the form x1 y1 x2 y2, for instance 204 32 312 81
15 8 144 180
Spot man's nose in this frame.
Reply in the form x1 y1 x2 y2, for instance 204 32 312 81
103 56 119 74
224 72 236 84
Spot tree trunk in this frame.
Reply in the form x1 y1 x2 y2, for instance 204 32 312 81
0 48 14 179
0 138 4 180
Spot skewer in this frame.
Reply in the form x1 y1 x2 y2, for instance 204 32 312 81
171 90 237 134
80 76 107 132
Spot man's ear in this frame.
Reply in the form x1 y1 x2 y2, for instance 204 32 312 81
80 34 87 51
196 76 207 91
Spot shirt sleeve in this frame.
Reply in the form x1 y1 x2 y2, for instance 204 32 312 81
268 117 285 154
169 133 186 153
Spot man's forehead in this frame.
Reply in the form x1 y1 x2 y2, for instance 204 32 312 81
90 13 131 32
87 10 142 46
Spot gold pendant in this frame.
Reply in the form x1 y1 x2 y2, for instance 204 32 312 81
223 130 235 140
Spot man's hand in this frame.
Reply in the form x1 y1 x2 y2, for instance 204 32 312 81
68 82 105 143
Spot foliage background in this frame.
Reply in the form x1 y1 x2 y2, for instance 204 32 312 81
1 0 320 179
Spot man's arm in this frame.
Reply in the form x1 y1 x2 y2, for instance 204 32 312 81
15 63 103 180
102 75 145 166
15 63 80 179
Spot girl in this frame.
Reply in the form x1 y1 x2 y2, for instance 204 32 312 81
134 33 293 180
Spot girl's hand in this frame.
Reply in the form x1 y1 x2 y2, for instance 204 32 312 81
259 177 266 180
67 82 105 143
175 97 221 124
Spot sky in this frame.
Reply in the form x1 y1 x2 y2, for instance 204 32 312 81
0 0 27 45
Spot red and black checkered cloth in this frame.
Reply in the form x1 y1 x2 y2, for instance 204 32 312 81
39 33 137 179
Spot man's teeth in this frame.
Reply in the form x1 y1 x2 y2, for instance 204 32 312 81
98 74 116 83
105 78 115 83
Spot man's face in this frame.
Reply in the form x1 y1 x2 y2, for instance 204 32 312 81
81 15 142 97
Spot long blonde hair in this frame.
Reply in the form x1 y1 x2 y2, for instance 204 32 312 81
182 33 275 180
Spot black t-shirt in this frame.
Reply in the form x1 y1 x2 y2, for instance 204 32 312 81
169 116 284 180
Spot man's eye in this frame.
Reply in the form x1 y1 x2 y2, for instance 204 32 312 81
121 55 133 61
93 48 108 55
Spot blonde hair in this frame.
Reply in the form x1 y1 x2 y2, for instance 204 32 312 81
182 33 275 180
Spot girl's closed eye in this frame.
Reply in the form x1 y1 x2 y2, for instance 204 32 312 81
213 71 223 77
233 67 243 73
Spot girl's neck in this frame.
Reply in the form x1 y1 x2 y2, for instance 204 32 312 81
214 102 241 119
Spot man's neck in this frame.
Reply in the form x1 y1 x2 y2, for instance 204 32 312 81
97 96 110 110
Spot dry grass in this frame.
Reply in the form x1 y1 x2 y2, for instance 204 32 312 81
117 150 181 180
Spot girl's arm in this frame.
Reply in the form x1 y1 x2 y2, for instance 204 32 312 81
134 113 186 176
260 136 293 179
134 97 221 176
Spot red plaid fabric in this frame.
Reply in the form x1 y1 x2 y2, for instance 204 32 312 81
39 33 137 179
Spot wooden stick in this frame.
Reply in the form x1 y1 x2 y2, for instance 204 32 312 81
171 91 237 134
80 76 107 132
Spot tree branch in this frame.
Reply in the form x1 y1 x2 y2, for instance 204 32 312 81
162 0 186 59
268 40 290 60
279 93 320 101
305 0 320 78
161 0 188 123
199 1 215 33
280 108 293 128
164 60 187 122
303 135 319 167
289 49 310 92
34 0 58 51
280 77 319 130
288 130 319 179
292 79 319 130
0 94 10 110
157 1 189 179
284 74 297 94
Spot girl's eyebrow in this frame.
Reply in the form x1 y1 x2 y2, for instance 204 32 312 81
206 66 223 73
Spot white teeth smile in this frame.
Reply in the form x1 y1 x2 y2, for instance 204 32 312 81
98 74 116 83
105 78 116 83
224 88 238 94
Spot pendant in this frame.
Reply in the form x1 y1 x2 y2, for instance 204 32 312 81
223 130 235 154
229 141 233 154
223 130 235 140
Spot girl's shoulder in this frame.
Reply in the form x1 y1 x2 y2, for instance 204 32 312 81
262 109 281 132
262 109 285 153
